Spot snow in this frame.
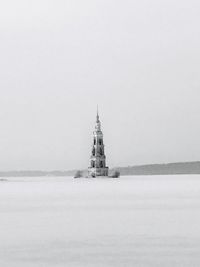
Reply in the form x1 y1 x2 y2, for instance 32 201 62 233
0 175 200 266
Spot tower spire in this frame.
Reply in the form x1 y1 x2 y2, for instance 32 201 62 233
95 105 101 132
96 105 99 122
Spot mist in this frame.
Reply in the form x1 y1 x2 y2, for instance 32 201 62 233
0 0 200 170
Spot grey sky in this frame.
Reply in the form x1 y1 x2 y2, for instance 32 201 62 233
0 0 200 170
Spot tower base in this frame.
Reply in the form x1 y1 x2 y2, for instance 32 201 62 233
88 167 109 178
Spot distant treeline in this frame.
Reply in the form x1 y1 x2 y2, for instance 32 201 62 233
0 170 76 177
114 162 200 175
1 162 200 177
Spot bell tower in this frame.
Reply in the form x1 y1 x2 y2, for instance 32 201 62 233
88 108 109 177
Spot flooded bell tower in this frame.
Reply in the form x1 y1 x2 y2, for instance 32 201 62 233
88 109 109 177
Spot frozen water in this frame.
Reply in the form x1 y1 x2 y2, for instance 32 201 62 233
0 175 200 266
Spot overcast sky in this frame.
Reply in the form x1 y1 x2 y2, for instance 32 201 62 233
0 0 200 170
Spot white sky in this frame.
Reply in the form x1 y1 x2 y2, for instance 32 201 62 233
0 0 200 170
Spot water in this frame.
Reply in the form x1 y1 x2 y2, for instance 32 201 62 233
0 175 200 266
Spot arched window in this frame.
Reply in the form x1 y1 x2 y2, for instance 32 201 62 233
94 139 96 145
91 161 95 168
100 161 104 168
92 148 95 156
99 139 102 145
99 148 103 155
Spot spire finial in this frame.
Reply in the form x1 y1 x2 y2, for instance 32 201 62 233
96 105 99 122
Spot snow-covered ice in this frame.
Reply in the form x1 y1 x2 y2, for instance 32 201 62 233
0 175 200 267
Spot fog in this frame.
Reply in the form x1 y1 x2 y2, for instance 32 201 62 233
0 0 200 170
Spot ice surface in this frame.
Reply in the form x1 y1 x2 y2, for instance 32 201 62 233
0 175 200 266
